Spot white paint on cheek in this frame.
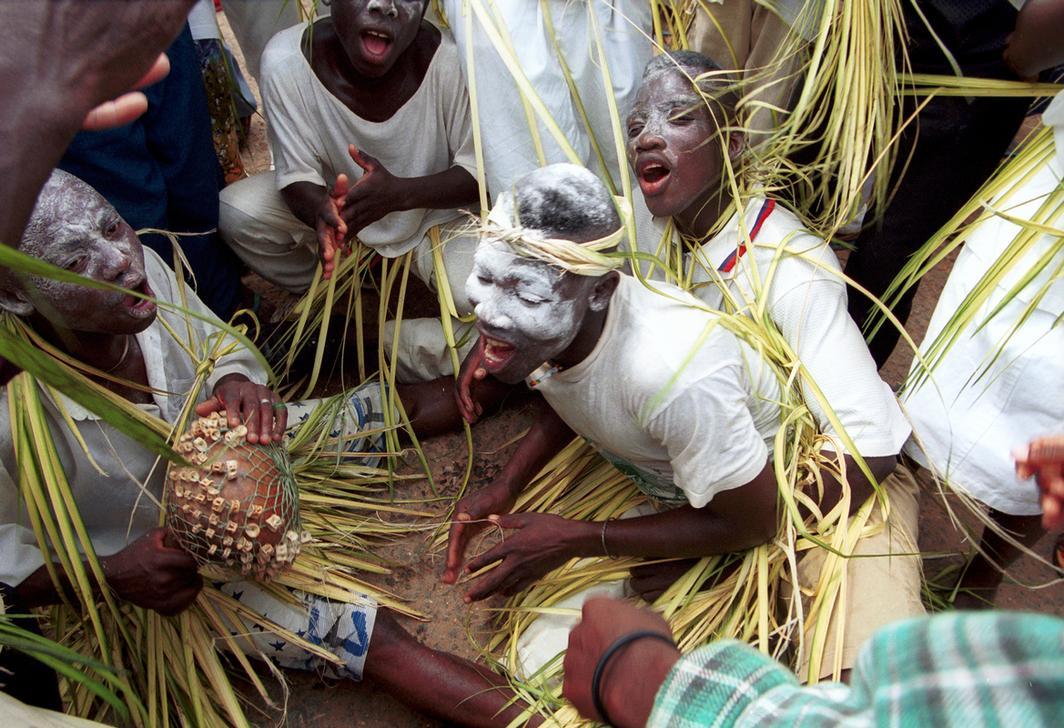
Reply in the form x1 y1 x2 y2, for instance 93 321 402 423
471 241 579 344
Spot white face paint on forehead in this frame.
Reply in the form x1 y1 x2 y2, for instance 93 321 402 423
465 239 590 384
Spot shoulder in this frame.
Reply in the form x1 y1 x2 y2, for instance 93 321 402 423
613 278 741 386
261 24 310 81
423 24 462 82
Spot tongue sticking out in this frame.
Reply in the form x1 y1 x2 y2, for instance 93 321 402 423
362 32 391 58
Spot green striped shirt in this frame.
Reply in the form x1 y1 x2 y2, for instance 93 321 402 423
649 612 1064 727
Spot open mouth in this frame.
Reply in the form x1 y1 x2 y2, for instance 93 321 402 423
361 29 393 60
122 277 157 319
481 334 517 373
637 159 672 196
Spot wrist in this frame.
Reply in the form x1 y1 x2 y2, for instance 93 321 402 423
394 177 417 211
567 518 607 558
603 638 680 728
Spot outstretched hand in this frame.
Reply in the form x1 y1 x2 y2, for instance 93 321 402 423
340 144 410 236
195 373 287 444
457 512 579 603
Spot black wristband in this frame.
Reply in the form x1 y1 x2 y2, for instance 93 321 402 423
591 629 675 726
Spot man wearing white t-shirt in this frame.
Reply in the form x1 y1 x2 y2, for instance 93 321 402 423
442 164 797 672
622 50 923 676
219 0 479 381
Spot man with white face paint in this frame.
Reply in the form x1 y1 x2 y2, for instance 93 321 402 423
444 163 784 674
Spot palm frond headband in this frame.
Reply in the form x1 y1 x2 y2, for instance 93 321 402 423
481 196 632 277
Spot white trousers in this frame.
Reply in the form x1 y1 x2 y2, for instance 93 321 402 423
219 172 477 381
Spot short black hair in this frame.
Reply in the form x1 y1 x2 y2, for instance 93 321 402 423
642 50 740 122
513 164 620 243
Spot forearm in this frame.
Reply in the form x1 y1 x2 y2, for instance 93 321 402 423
496 399 574 495
816 454 896 517
565 504 776 561
397 166 478 212
14 558 112 608
280 181 328 230
366 611 540 727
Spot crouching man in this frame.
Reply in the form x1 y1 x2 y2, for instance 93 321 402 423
444 163 922 682
0 170 533 726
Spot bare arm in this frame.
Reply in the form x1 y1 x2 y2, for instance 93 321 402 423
461 463 780 601
366 611 541 727
1005 0 1064 78
14 528 202 615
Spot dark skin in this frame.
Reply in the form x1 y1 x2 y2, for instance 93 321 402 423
562 598 680 728
367 611 542 727
280 1 477 280
626 68 897 519
0 0 195 384
444 267 780 601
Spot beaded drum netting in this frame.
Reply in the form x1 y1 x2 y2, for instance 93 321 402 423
165 412 308 580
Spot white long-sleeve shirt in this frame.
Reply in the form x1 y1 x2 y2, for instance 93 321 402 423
0 248 263 586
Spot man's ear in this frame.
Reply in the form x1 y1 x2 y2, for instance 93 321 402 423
727 130 745 162
0 284 34 317
588 271 620 312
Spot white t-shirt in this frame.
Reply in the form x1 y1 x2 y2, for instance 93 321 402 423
632 197 910 458
0 249 263 586
260 23 477 257
903 93 1064 516
536 276 781 508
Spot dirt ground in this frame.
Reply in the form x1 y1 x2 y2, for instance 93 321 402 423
216 12 1062 727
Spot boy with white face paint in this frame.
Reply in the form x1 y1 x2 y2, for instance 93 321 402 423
445 163 785 673
625 51 924 679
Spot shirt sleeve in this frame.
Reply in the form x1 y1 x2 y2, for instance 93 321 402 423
144 249 266 391
0 425 46 587
261 33 327 190
645 361 769 508
438 40 478 180
651 612 1064 728
765 239 910 457
648 640 797 728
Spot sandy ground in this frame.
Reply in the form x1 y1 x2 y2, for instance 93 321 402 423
216 12 1062 727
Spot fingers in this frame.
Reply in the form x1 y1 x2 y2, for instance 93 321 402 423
457 338 485 423
194 394 224 417
333 173 351 201
273 401 288 442
133 53 171 90
82 92 150 131
444 512 473 583
465 539 509 576
348 144 377 172
250 394 274 445
157 578 203 617
464 554 514 602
